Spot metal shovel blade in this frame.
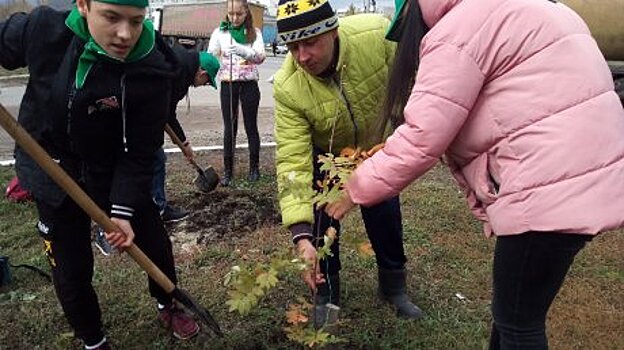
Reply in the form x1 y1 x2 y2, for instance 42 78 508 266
171 288 223 337
193 165 219 193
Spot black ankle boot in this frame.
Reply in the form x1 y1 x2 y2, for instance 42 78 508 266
249 149 260 182
248 166 260 182
378 268 424 320
221 156 233 187
220 172 232 187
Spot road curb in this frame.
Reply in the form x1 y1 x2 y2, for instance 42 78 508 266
0 74 29 81
0 142 277 167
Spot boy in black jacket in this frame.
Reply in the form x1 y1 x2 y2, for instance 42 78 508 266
151 49 219 223
0 0 206 348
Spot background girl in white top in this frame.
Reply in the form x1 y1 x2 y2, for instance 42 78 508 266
208 0 266 186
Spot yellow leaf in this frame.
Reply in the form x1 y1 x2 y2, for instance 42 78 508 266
357 242 375 257
339 146 357 157
326 226 337 240
286 306 309 325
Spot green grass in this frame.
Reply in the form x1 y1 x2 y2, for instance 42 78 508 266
0 163 622 349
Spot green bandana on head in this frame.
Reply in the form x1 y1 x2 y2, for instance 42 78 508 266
219 21 248 44
65 7 155 89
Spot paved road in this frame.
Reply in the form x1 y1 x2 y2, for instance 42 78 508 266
0 55 286 160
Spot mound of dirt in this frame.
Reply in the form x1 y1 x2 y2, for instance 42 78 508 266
168 187 281 246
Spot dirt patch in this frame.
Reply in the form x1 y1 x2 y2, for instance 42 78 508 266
163 148 281 250
189 188 280 242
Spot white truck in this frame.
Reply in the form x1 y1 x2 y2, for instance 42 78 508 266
151 0 265 51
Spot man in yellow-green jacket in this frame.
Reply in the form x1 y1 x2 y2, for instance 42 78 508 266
273 0 423 323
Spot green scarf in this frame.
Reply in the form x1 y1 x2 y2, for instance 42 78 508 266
219 21 247 44
65 7 155 89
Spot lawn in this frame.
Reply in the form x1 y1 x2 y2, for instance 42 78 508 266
0 152 622 349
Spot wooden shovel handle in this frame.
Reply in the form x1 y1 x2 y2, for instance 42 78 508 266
0 104 175 293
164 124 204 173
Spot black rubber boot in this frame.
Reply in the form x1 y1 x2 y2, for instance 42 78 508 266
221 155 233 187
314 274 340 329
378 268 424 320
248 145 260 182
248 167 260 182
248 162 260 182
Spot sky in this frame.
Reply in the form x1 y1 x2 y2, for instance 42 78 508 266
329 0 394 10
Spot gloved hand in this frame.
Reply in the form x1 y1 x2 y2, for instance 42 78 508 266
224 43 256 60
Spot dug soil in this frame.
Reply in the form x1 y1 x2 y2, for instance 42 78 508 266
162 146 281 248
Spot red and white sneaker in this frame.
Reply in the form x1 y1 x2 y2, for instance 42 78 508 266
158 304 200 340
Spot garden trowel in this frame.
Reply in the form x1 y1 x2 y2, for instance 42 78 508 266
164 124 219 193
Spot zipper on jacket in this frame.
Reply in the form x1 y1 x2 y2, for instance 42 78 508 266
120 73 128 153
66 82 77 156
66 86 76 136
65 83 86 182
332 69 358 147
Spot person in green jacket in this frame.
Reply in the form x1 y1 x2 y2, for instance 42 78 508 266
273 0 423 324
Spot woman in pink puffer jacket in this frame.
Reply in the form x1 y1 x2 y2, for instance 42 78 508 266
325 0 624 348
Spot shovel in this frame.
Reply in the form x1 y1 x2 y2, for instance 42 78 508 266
0 104 223 337
164 124 219 193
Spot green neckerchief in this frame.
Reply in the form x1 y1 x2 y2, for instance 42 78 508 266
65 7 155 89
219 21 247 44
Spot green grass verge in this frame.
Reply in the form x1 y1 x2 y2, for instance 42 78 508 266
0 164 622 349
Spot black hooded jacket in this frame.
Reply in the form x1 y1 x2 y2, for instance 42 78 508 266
0 6 181 218
166 44 201 144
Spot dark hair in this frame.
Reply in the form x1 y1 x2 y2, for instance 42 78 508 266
227 0 257 43
376 0 429 140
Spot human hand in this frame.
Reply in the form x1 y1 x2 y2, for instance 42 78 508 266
181 141 194 163
106 218 135 250
325 191 356 220
224 43 255 60
296 238 325 291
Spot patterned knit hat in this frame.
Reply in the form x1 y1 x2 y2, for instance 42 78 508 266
276 0 339 44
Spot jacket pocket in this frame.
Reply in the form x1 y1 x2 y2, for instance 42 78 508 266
462 153 498 206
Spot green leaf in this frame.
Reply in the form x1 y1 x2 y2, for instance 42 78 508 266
21 293 37 301
256 271 279 290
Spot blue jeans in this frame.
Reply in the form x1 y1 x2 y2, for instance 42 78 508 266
489 231 591 349
152 148 167 213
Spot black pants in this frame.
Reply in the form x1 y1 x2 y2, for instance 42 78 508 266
311 151 407 277
36 195 177 345
489 231 591 350
219 81 261 169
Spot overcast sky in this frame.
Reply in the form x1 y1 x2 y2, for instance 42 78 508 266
329 0 394 10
